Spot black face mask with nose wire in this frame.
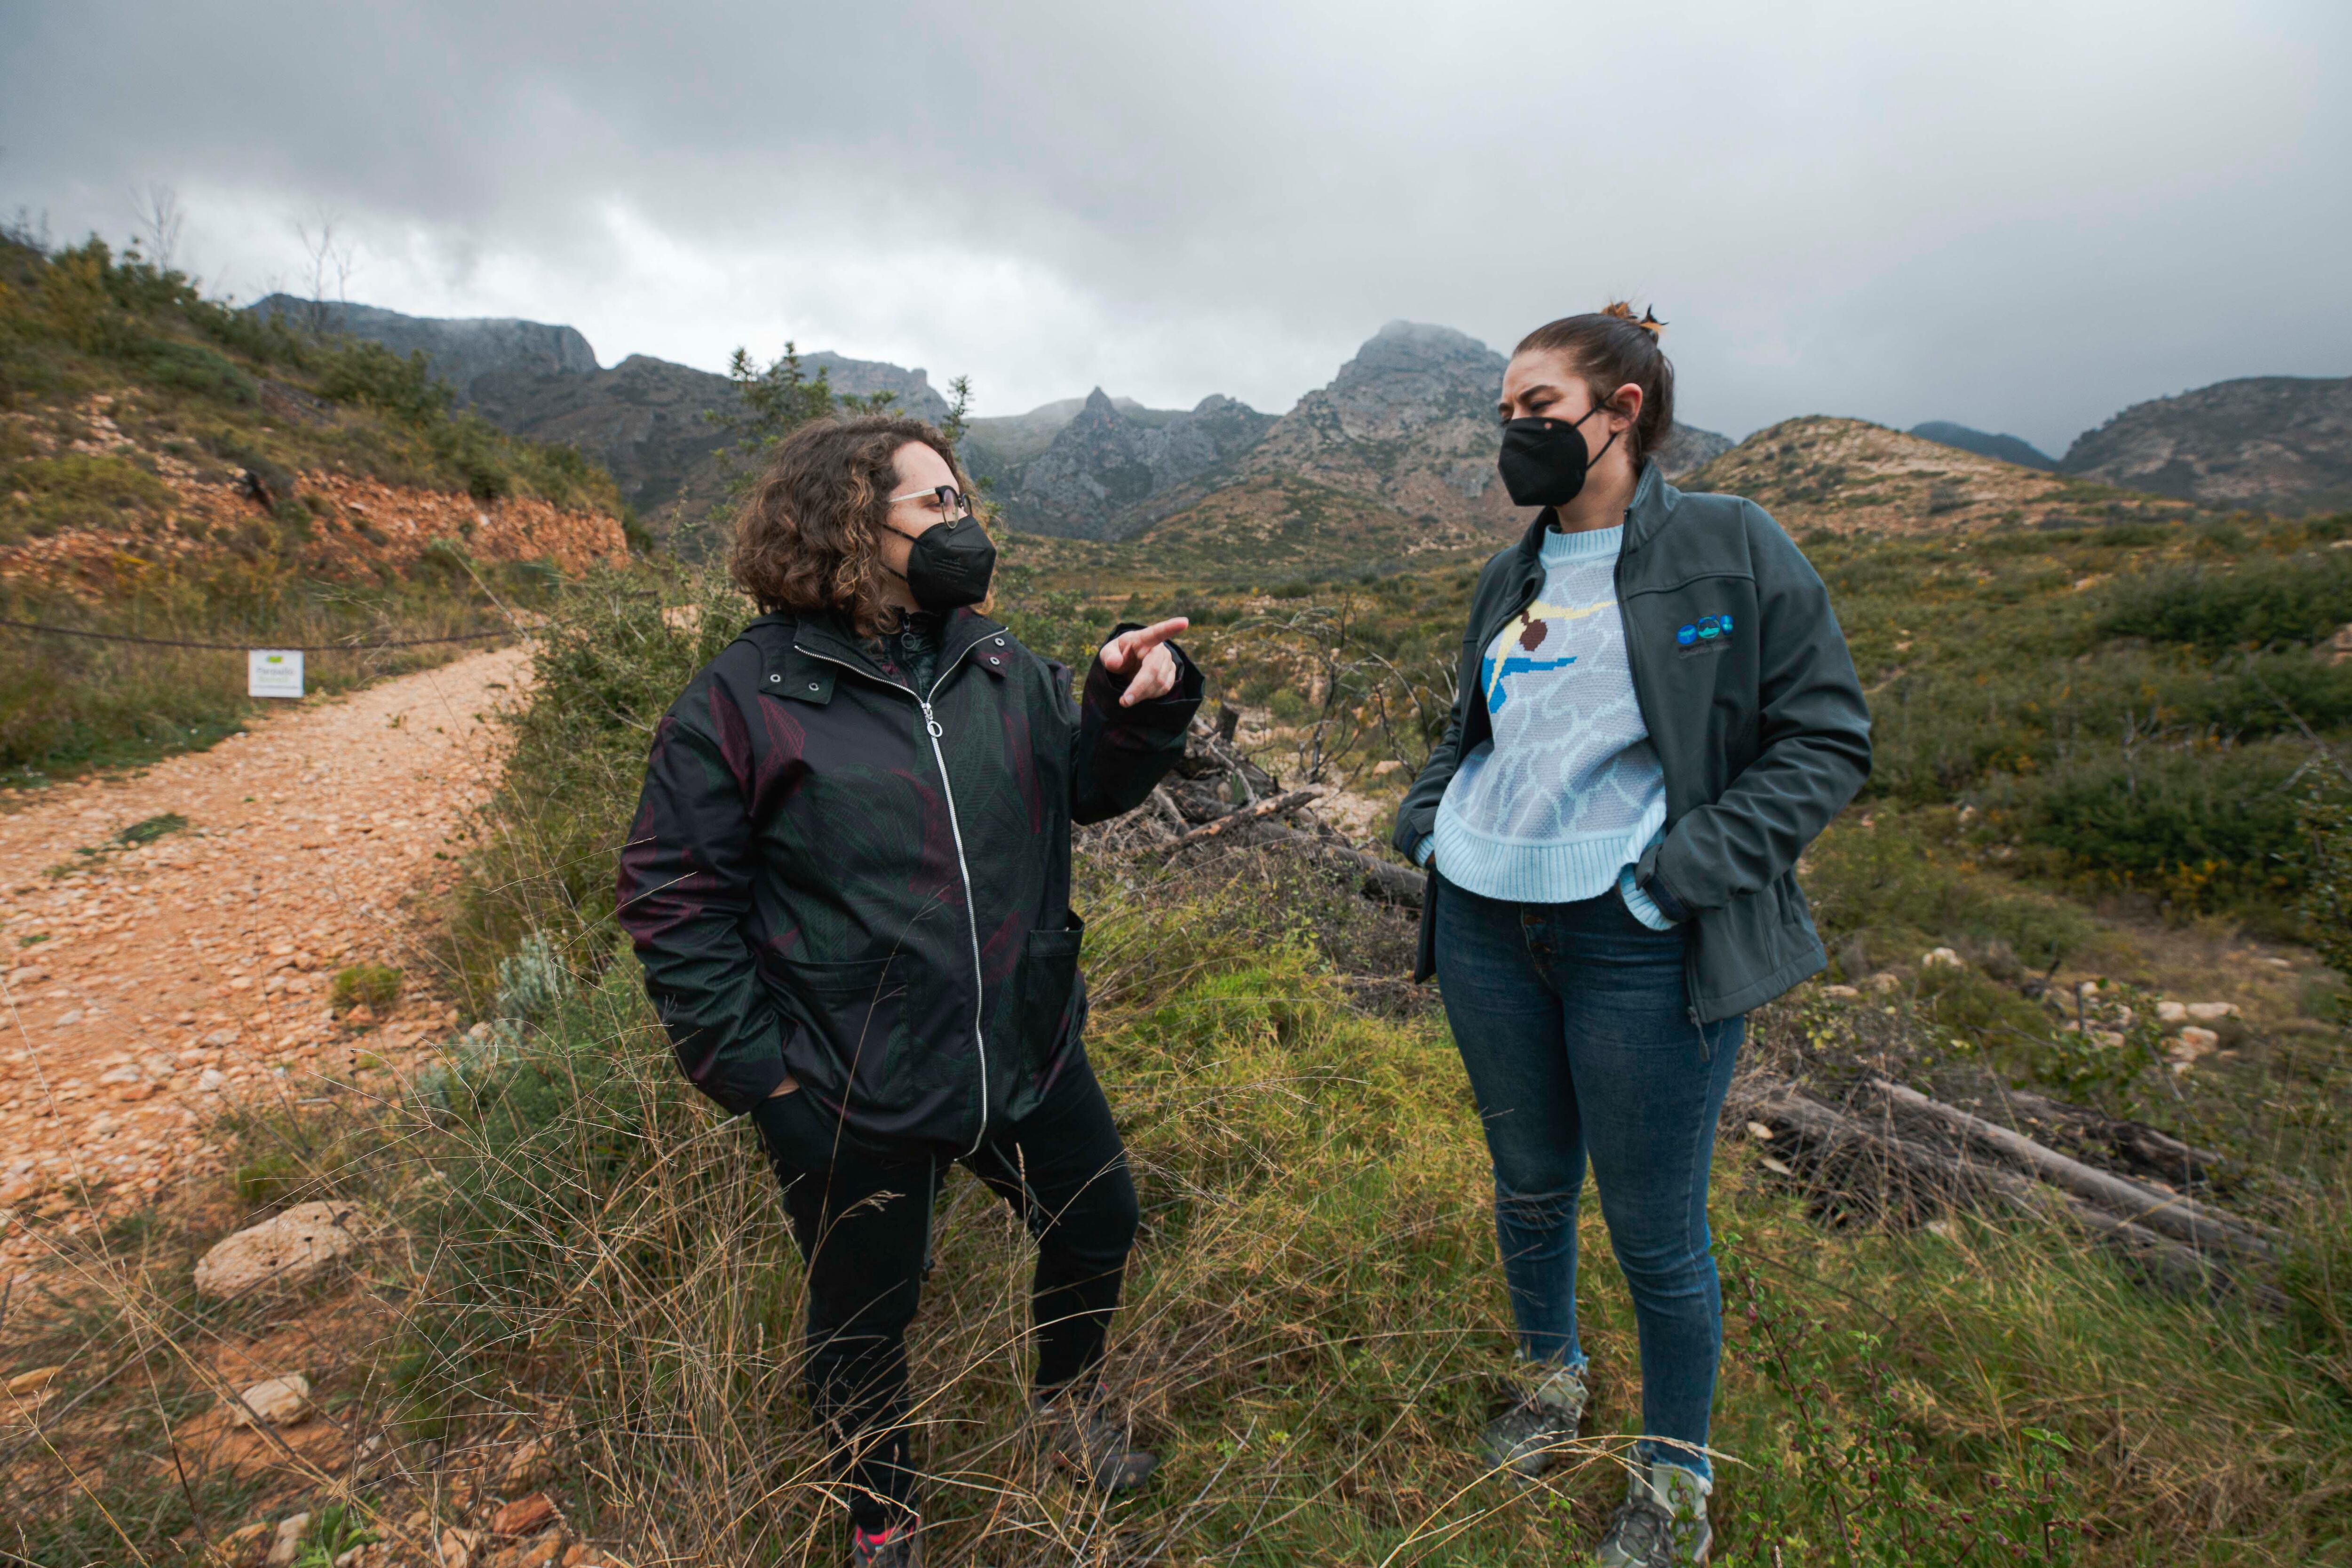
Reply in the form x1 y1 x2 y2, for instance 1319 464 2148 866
1497 403 1620 509
886 512 997 613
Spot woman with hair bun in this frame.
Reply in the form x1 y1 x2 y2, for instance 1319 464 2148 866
1393 305 1871 1565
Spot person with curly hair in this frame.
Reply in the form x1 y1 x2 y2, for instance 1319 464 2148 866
618 414 1201 1566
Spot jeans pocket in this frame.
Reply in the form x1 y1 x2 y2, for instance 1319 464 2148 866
780 954 913 1104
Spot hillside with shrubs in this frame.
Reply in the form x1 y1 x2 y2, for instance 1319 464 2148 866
0 231 632 782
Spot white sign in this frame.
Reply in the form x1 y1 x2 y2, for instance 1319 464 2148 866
248 649 304 699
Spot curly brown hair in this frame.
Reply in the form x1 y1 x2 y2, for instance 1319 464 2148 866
728 414 976 635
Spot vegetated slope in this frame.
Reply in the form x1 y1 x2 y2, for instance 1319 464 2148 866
257 295 954 531
5 241 629 592
1911 420 2057 471
0 235 628 780
1689 415 2199 537
2062 374 2352 516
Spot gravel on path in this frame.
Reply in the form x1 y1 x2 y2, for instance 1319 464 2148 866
0 646 529 1277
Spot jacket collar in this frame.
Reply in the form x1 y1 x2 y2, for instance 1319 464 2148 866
782 605 1013 689
1510 460 1678 566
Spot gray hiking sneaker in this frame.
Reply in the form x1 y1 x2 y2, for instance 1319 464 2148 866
1031 1387 1158 1492
1478 1361 1589 1482
1592 1458 1711 1566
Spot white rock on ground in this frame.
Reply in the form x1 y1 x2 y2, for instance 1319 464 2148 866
2156 1000 2188 1024
2172 1026 2222 1061
1922 947 1963 968
2185 1002 2242 1022
264 1513 311 1568
230 1373 312 1427
192 1202 362 1297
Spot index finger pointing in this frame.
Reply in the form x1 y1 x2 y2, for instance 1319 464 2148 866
1119 617 1189 652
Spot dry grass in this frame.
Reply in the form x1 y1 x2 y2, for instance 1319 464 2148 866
4 579 2349 1566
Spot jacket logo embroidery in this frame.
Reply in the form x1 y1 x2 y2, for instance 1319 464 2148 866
1676 613 1734 648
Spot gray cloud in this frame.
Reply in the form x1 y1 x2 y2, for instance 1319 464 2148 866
4 0 2346 452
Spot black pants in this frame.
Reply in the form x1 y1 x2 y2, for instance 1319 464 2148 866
750 1056 1140 1532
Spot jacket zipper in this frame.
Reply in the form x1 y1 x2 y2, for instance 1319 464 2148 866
792 641 994 1154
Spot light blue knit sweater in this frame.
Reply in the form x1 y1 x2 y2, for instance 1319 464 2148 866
1420 524 1673 926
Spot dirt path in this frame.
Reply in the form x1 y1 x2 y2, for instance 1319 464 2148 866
0 646 529 1280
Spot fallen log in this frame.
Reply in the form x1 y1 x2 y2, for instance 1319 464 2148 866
1971 1084 2234 1195
1862 1079 2278 1262
1165 787 1329 852
1235 820 1427 906
1740 1082 2283 1308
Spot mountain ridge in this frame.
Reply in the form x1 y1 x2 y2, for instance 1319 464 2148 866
2060 374 2352 515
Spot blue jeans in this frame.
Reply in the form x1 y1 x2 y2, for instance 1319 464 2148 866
1433 872 1744 1478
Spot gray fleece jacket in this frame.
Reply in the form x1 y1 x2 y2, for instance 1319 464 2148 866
1395 462 1872 1022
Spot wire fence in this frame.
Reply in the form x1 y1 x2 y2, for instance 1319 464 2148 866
0 618 514 653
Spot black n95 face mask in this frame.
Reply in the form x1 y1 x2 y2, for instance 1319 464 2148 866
1497 405 1618 509
898 515 997 612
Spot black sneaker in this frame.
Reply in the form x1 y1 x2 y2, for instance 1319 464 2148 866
1591 1459 1711 1566
850 1519 921 1568
1479 1361 1589 1482
1032 1386 1158 1491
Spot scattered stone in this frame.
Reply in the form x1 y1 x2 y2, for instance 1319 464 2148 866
2185 1001 2241 1022
1745 1122 1775 1142
1921 947 1963 969
230 1373 312 1427
1868 971 1903 993
215 1521 271 1565
6 1364 64 1396
492 1493 559 1537
192 1202 361 1298
2170 1026 2221 1064
2156 1000 2187 1025
1820 984 1860 999
264 1513 311 1568
504 1435 555 1491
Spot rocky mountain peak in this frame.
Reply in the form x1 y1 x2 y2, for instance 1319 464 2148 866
1323 321 1508 443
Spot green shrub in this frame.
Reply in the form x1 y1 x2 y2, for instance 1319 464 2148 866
331 962 405 1012
316 338 453 425
1 451 175 540
2100 552 2352 652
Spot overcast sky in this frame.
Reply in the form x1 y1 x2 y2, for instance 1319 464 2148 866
4 1 2345 453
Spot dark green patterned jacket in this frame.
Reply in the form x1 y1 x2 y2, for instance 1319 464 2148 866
617 608 1201 1149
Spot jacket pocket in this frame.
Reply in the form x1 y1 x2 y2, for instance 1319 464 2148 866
777 954 912 1104
1014 918 1086 1056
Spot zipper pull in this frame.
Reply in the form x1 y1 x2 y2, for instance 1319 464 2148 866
918 700 944 739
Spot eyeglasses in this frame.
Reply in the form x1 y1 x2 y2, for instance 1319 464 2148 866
886 484 972 523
